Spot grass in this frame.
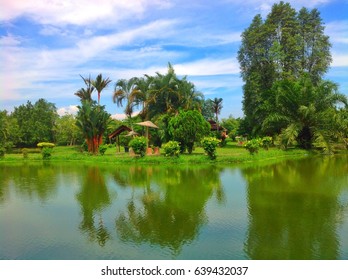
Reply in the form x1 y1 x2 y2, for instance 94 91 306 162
0 141 311 166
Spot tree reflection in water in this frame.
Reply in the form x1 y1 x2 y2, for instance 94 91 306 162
0 163 58 203
115 166 224 255
242 156 348 259
76 166 114 247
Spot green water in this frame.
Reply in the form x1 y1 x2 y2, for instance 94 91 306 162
0 156 347 259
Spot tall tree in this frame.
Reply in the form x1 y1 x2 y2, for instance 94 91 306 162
297 7 332 84
210 98 223 123
238 1 332 136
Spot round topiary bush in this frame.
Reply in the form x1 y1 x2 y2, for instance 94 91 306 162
162 141 180 157
129 136 147 157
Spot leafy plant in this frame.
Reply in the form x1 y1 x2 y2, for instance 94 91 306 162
99 144 108 155
201 137 221 159
244 138 261 155
261 136 273 150
162 141 180 157
129 136 147 157
41 147 52 160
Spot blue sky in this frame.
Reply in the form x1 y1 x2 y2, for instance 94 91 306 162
0 0 347 120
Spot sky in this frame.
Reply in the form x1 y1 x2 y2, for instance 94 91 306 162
0 0 347 120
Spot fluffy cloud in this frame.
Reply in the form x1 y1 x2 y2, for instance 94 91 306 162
57 105 79 116
0 0 173 26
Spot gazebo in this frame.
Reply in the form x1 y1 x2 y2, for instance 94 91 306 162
108 125 132 152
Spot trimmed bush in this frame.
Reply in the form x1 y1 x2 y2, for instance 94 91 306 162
37 142 55 148
244 138 261 155
129 136 147 157
41 147 52 160
201 137 221 159
162 141 180 157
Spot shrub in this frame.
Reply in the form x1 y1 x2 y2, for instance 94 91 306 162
41 147 52 160
201 137 221 159
129 136 147 157
22 148 29 159
261 136 273 150
162 141 180 157
37 142 55 148
99 144 108 155
244 138 261 155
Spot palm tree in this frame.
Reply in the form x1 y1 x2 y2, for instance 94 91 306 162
113 78 138 124
130 76 156 121
91 74 112 105
75 75 95 102
177 77 204 111
211 98 223 122
263 76 347 150
76 101 110 154
74 87 94 102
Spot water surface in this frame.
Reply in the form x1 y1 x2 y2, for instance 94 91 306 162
0 156 347 259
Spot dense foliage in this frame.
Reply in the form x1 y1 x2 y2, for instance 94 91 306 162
162 141 181 157
11 99 58 147
168 110 210 154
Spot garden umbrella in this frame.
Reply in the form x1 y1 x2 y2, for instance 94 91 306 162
125 131 139 137
135 121 159 147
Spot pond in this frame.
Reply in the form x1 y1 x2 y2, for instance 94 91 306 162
0 155 347 260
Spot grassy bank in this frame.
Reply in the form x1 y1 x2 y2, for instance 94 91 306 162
0 141 311 166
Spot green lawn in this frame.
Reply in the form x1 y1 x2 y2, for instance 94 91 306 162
0 141 310 166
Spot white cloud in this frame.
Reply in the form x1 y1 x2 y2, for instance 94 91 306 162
0 0 173 27
111 111 139 120
326 20 348 45
332 53 348 67
174 58 240 76
57 105 79 116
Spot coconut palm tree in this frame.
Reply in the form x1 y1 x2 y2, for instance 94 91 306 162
91 74 112 105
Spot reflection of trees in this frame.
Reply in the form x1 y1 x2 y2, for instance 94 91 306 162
76 166 114 247
115 166 224 255
0 163 57 203
0 165 11 203
242 156 348 259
